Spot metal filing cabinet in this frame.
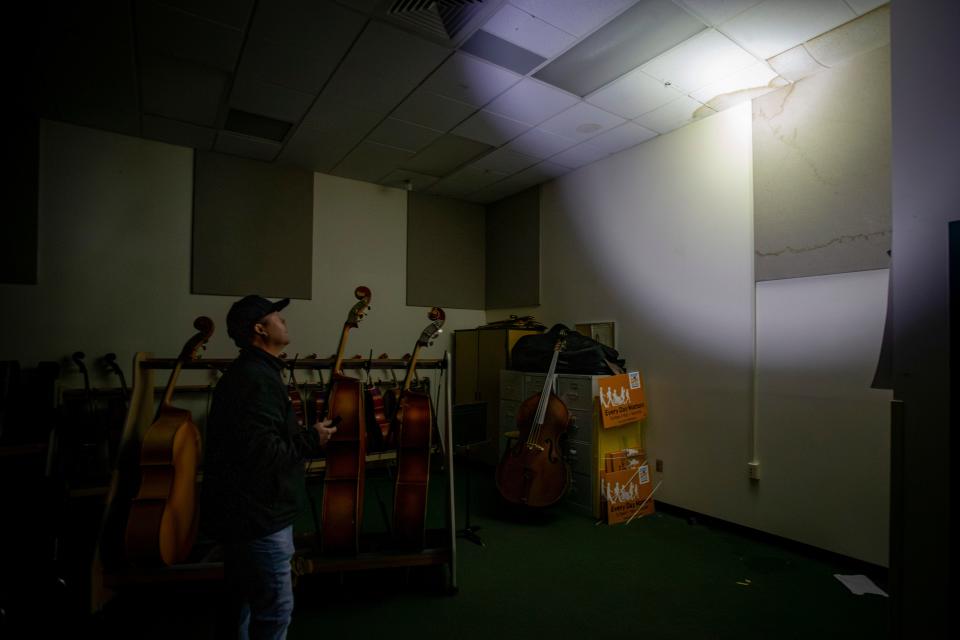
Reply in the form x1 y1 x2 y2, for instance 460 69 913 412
499 370 601 515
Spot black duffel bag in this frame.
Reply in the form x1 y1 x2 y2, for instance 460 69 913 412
510 324 625 375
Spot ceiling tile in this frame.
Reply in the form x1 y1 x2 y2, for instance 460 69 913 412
460 29 546 75
139 55 229 127
136 0 245 72
238 37 342 94
153 0 255 29
481 4 577 58
452 110 531 146
214 131 282 162
379 170 439 192
430 166 508 197
538 102 626 141
845 0 888 15
401 134 494 176
508 0 641 38
368 117 445 153
641 29 760 93
550 142 611 169
485 78 580 126
585 121 658 154
470 147 540 174
419 53 522 107
767 45 826 82
585 67 683 119
333 141 415 183
338 20 452 87
277 126 361 173
250 0 367 57
229 75 314 123
505 127 578 159
391 90 477 131
141 114 217 150
634 95 713 134
534 0 707 96
672 0 764 26
720 0 857 59
804 5 889 67
690 61 785 108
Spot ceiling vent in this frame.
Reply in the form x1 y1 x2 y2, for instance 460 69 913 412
385 0 502 46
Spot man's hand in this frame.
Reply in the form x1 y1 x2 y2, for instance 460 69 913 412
313 418 338 446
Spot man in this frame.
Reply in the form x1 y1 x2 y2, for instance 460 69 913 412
201 295 337 640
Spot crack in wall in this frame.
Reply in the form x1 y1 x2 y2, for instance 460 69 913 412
756 228 891 257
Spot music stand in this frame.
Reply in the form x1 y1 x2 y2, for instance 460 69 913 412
452 402 487 546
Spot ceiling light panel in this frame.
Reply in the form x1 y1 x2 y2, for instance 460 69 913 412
720 0 856 59
391 90 477 131
420 52 522 107
481 4 577 58
453 110 530 147
586 67 684 119
641 29 759 94
460 30 546 75
508 0 641 38
634 95 711 134
484 78 580 126
538 102 627 141
534 0 707 96
672 0 764 26
505 127 579 159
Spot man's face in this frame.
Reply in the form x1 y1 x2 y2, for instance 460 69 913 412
256 311 290 350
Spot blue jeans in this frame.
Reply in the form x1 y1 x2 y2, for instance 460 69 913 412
224 525 295 640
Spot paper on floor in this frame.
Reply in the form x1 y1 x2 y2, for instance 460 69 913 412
834 574 888 597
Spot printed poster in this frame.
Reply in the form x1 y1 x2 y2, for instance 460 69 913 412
599 371 647 428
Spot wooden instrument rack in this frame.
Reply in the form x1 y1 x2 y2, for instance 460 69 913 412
91 352 458 611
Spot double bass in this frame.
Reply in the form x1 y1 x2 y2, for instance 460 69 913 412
321 286 371 554
495 334 571 507
124 316 213 565
392 307 445 549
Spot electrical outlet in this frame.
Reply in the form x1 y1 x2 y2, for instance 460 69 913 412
655 459 663 472
748 461 761 481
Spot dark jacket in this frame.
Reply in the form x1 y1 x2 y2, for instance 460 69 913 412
200 347 320 543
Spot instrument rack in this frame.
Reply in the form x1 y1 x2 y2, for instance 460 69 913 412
91 352 458 612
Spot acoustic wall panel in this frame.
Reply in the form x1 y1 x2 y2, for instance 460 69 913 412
192 150 313 298
406 192 485 309
486 186 539 308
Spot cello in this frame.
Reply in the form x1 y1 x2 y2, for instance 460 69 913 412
123 316 213 566
321 286 371 554
495 334 571 507
392 307 445 549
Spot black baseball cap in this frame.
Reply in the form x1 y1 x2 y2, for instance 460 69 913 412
226 295 290 347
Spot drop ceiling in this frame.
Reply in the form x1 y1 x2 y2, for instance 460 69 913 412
31 0 890 205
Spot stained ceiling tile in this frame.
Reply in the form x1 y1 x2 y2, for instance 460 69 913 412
538 102 626 141
508 0 641 38
634 95 712 134
767 45 827 82
391 90 476 132
585 67 683 119
470 147 540 174
401 134 494 176
481 4 577 58
534 0 707 96
505 127 578 159
672 0 764 26
452 110 531 147
368 117 445 153
419 53 522 107
690 61 785 110
720 0 856 59
215 131 282 162
641 29 760 94
803 5 889 68
485 78 580 126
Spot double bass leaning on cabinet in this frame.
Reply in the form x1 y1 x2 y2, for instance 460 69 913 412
200 295 338 640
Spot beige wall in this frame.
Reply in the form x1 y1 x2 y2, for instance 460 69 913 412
0 120 485 398
492 103 890 565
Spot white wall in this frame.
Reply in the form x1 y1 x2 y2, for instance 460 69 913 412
0 120 485 398
494 103 890 565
